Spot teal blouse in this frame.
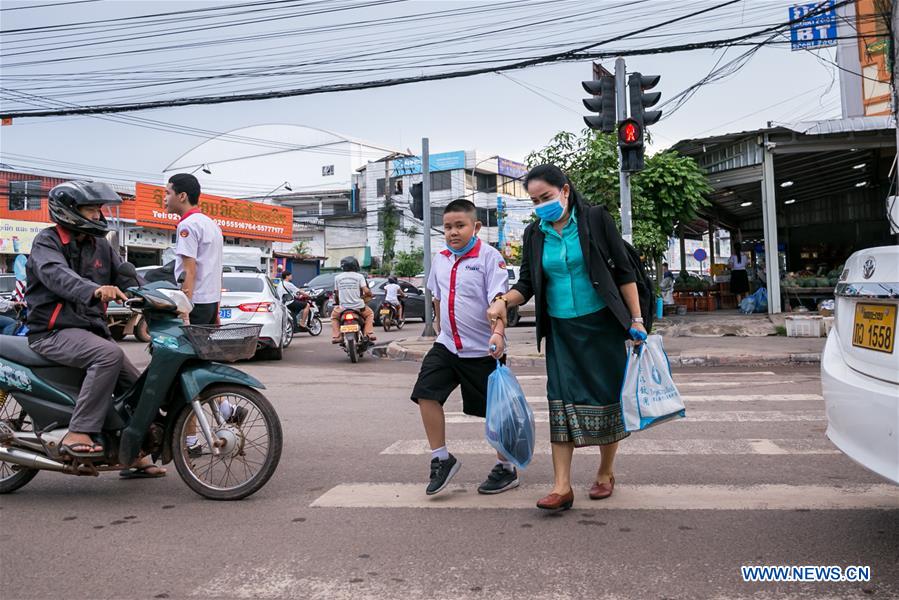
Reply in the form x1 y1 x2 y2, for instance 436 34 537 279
540 208 606 319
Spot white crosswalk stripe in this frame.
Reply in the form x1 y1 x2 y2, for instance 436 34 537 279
381 438 840 456
444 410 824 424
311 483 899 510
524 394 823 404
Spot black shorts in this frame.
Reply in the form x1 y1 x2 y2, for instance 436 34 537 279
190 302 219 325
411 343 501 418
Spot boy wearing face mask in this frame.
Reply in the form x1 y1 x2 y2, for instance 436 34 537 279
411 199 515 496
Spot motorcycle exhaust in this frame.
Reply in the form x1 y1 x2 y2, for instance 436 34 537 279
0 445 67 472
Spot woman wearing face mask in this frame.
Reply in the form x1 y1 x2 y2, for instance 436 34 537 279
487 164 646 512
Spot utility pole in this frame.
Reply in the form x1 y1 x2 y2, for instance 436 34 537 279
615 57 633 244
421 137 436 337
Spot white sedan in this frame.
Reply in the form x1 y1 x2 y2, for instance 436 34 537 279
822 245 899 484
218 273 293 361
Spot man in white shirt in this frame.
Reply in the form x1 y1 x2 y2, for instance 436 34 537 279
330 256 375 342
277 270 310 329
383 276 406 321
164 173 224 325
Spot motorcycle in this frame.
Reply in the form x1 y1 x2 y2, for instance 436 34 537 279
0 266 283 500
106 301 150 343
379 301 405 332
336 308 373 364
282 292 323 337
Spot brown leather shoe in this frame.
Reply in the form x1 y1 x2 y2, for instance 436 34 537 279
589 475 615 500
536 489 574 511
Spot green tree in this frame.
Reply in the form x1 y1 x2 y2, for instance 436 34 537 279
526 129 710 260
291 241 310 256
393 249 424 277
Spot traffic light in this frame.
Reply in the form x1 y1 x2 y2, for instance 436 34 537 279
619 72 661 172
582 75 616 133
628 72 661 127
617 118 644 172
410 182 423 219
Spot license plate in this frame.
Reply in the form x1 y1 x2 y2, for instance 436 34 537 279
340 324 360 333
219 309 232 319
852 303 896 354
380 309 391 315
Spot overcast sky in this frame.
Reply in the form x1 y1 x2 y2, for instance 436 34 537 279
1 0 844 195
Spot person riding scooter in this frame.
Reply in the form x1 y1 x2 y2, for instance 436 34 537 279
277 271 310 330
24 181 161 475
330 256 375 343
383 275 406 322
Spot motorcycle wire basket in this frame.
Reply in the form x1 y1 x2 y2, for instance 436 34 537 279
181 324 263 362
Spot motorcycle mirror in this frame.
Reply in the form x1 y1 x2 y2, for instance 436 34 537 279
105 229 120 249
117 262 138 280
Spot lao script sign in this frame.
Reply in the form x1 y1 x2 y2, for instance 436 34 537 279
789 1 837 51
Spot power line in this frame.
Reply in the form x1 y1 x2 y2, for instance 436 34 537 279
3 0 804 119
0 0 100 11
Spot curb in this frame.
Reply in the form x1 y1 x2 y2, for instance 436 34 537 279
385 340 821 368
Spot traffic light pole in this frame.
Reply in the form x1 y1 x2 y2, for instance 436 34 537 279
421 137 436 337
615 57 633 244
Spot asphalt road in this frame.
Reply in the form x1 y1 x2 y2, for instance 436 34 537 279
1 326 897 600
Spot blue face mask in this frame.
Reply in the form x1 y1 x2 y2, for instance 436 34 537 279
446 236 478 256
535 197 565 222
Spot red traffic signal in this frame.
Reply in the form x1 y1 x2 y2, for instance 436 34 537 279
617 118 642 148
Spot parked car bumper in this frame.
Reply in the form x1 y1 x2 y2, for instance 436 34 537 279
822 328 899 484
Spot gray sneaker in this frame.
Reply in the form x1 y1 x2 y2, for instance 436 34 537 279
426 454 461 496
477 464 519 495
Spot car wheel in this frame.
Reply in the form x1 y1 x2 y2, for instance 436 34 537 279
282 315 294 348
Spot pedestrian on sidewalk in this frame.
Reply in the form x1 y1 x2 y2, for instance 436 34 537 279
412 199 514 496
487 164 647 512
727 242 750 304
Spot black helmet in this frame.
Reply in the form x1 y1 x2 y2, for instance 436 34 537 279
388 276 398 284
340 256 360 272
48 180 122 237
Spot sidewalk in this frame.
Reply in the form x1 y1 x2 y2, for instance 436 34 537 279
385 324 826 368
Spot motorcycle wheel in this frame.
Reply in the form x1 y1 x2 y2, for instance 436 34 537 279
383 316 392 332
171 385 282 501
0 395 39 494
307 317 322 336
347 337 358 363
134 317 151 343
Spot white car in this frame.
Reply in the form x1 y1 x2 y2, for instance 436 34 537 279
822 245 899 484
219 273 293 361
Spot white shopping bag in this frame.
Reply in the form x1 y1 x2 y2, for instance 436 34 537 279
620 335 685 432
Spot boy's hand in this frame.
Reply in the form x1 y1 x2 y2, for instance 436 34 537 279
488 333 505 359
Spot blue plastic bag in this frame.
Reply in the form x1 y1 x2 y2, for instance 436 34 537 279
739 287 768 314
485 360 535 469
620 335 685 432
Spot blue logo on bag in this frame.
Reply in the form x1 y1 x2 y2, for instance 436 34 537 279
651 366 662 385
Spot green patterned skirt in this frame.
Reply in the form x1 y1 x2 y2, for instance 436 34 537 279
546 308 630 447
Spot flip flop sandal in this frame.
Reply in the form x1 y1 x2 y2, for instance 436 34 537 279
59 441 104 460
119 465 167 479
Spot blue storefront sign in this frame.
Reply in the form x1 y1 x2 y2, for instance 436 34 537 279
497 157 527 179
393 150 466 176
789 1 837 51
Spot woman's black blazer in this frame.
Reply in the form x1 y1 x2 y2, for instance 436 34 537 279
511 202 636 349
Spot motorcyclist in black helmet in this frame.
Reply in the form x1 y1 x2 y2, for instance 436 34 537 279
330 255 376 343
25 181 164 476
384 275 406 322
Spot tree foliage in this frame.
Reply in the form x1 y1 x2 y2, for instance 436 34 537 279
393 249 424 277
526 129 711 260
